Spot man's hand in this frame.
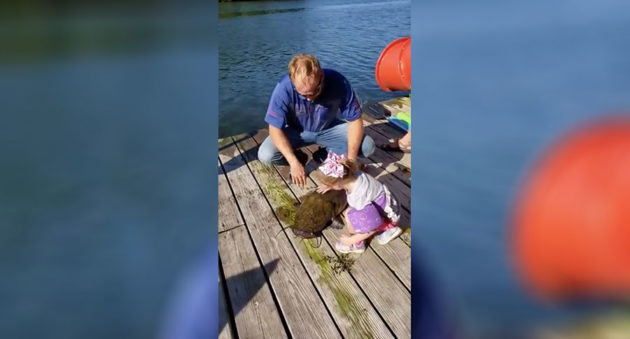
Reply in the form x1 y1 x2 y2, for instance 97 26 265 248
289 160 306 187
269 125 306 186
345 158 360 172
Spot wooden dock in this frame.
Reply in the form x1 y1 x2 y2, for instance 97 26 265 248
218 101 411 339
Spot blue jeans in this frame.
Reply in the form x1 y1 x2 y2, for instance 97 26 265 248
258 121 375 164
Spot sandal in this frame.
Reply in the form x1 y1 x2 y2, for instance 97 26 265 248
335 240 365 254
378 139 411 153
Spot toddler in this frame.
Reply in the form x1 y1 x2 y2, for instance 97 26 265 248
317 152 402 254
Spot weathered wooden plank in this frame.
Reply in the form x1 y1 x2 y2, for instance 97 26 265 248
249 130 322 191
219 159 244 233
293 192 412 337
362 110 411 184
219 268 236 339
361 112 377 126
370 121 405 138
363 128 411 186
250 131 411 337
234 134 394 339
219 140 341 339
219 227 287 339
368 122 412 169
362 103 388 122
359 162 411 213
322 226 411 338
368 238 411 290
379 96 411 117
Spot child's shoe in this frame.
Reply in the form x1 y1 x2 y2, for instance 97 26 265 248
335 240 365 254
374 226 402 245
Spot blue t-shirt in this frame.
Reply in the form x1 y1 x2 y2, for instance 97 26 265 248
264 69 362 132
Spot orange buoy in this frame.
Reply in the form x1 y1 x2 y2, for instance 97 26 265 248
512 116 630 300
375 37 411 92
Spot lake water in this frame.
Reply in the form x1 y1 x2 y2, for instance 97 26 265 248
219 0 411 137
0 5 217 338
412 1 630 337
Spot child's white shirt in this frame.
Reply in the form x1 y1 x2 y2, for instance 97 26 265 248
346 171 401 223
347 171 385 209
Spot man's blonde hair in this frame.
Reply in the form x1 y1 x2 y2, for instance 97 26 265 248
288 54 322 84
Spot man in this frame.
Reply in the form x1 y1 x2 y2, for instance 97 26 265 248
258 54 375 186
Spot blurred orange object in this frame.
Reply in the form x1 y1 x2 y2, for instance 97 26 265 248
512 116 630 300
375 37 411 92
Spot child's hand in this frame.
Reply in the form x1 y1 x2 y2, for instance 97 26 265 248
317 184 332 194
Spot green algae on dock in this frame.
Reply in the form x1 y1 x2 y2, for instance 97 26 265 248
250 162 298 225
251 160 375 337
303 240 374 339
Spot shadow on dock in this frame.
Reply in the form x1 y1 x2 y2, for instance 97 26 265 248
159 251 279 339
220 259 280 336
219 131 258 174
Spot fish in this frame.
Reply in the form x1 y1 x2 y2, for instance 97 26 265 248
275 190 347 239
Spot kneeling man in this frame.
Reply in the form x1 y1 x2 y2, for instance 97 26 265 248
258 54 375 186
